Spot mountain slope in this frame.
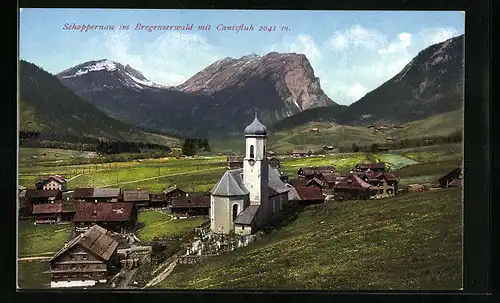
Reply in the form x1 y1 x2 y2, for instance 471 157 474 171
56 53 337 138
338 34 464 125
155 187 462 290
18 60 179 147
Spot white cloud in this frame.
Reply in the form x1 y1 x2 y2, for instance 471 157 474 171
378 32 412 55
327 25 386 52
270 34 322 64
348 83 368 102
419 27 461 48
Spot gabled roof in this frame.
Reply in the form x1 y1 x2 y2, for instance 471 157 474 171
268 167 289 196
92 188 121 198
285 184 301 201
320 172 341 183
150 193 167 202
72 188 94 199
32 203 63 214
50 225 119 262
334 174 373 189
164 185 186 195
296 187 324 201
439 168 462 182
359 171 399 181
73 202 134 222
210 169 249 196
289 178 308 189
39 175 67 185
234 205 260 225
307 177 325 187
122 190 150 202
26 189 61 198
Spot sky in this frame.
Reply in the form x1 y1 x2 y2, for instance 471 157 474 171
19 9 464 105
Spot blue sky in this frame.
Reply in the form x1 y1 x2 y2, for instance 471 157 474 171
19 9 464 105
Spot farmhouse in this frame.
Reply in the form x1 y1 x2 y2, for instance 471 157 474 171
439 168 463 188
355 162 386 173
291 149 311 157
72 188 121 203
170 195 210 218
49 225 120 288
333 174 374 201
122 189 150 207
72 202 137 234
72 188 94 202
318 172 342 187
36 175 67 192
25 189 62 205
163 185 187 205
210 111 289 236
297 166 335 179
149 193 168 208
357 171 399 194
32 201 76 224
293 186 325 205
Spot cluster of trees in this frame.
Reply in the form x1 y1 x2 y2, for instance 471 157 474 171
181 137 211 156
96 140 172 155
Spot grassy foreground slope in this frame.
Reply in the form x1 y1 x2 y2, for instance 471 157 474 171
157 187 462 290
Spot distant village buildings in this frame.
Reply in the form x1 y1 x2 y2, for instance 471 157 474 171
36 175 67 192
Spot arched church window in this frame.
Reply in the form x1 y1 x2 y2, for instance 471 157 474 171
263 144 266 155
232 204 239 221
250 145 255 158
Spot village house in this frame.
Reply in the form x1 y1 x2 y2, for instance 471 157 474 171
297 166 335 179
72 188 121 203
438 167 463 188
149 193 168 208
32 201 76 224
292 186 325 205
49 225 120 288
72 202 137 234
355 162 386 173
291 149 311 158
210 111 289 236
163 185 187 205
25 189 62 205
357 171 400 198
333 174 375 201
170 194 210 218
36 175 68 192
122 189 150 208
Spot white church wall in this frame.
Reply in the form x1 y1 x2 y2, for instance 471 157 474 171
210 195 246 235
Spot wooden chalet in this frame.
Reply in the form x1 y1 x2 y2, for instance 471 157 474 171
149 193 168 208
25 189 62 205
318 172 342 188
355 162 386 173
122 189 150 208
72 188 121 203
438 168 463 188
36 175 68 192
163 185 187 205
291 149 311 157
297 166 335 179
333 174 375 201
32 201 76 224
227 156 244 169
49 225 120 288
72 202 137 234
170 194 210 218
357 171 399 198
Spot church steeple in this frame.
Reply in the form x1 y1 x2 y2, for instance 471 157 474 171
244 109 267 137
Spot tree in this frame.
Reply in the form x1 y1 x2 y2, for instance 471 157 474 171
182 138 196 156
370 143 380 153
352 143 360 153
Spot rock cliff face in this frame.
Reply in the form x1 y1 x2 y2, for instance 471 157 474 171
57 53 336 137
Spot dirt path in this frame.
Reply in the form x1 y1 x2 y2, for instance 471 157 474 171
143 256 179 288
100 166 225 188
67 174 82 181
18 256 52 261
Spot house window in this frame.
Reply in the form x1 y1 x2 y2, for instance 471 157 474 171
242 226 245 230
82 254 87 260
70 255 76 260
249 145 254 159
232 204 239 221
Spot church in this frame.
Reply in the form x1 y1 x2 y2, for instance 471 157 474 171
209 111 289 236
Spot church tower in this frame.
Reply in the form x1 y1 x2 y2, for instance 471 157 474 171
243 110 268 206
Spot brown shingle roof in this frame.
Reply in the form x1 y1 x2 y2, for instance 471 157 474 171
170 195 210 208
289 179 308 189
334 175 373 190
50 225 118 262
320 172 341 183
73 202 134 222
92 188 121 198
164 186 186 195
26 189 61 198
295 187 324 201
32 203 63 214
122 190 150 202
72 188 94 199
355 162 386 170
150 193 167 202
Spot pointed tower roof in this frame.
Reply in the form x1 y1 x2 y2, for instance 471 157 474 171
244 109 268 137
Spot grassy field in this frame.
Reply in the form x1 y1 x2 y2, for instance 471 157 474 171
18 220 73 257
136 210 208 242
156 187 463 290
17 261 51 289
